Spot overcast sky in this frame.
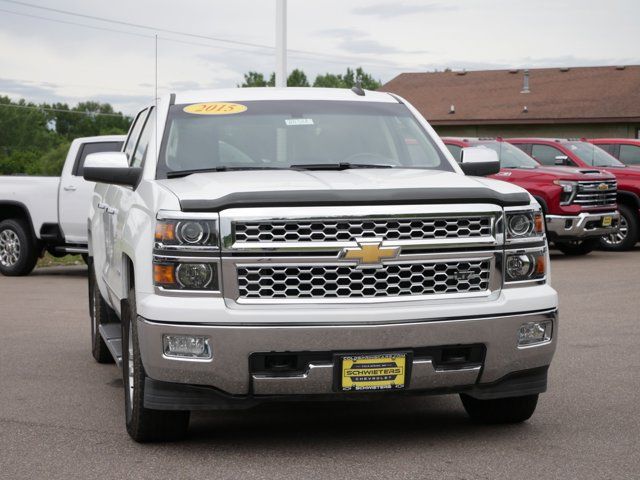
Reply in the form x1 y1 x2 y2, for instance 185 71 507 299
0 0 638 114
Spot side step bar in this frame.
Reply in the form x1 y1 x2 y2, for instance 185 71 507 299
53 245 88 254
99 323 123 367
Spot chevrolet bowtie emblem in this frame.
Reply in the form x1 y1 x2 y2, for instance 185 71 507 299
340 239 400 267
597 183 609 191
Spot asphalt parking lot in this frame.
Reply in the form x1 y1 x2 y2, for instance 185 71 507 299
1 249 639 480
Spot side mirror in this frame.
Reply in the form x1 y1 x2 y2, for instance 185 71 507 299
83 152 142 188
459 147 500 176
554 155 569 165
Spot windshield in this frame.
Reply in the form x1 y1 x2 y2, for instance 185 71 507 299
565 142 625 167
468 140 539 169
157 100 452 177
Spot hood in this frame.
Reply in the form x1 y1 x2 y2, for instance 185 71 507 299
157 168 531 211
530 165 615 180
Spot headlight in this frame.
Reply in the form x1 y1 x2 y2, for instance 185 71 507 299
154 261 220 291
553 180 578 205
505 248 547 283
155 217 219 249
505 209 544 243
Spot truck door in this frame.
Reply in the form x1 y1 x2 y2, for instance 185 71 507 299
104 110 151 305
59 139 123 244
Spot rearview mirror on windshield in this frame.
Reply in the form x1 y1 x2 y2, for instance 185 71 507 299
554 155 569 165
459 147 500 176
83 152 142 188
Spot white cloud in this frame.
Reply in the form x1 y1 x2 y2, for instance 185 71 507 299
0 0 638 114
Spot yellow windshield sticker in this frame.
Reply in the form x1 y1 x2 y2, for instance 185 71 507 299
183 102 247 115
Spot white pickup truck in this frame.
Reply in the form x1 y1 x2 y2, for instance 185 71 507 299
0 135 125 275
84 88 558 442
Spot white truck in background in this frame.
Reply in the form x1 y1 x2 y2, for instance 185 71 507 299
0 135 125 276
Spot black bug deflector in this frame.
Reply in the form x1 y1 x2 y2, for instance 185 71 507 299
179 187 531 212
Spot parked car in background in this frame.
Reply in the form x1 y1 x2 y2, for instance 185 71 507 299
0 135 125 276
588 138 640 167
508 138 640 251
443 137 619 256
84 88 557 442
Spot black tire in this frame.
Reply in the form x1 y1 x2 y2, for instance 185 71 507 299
460 393 539 424
554 238 599 256
600 204 639 251
88 261 115 364
122 286 190 442
0 219 39 276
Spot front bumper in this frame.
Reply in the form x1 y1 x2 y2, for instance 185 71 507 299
545 211 619 241
137 308 557 399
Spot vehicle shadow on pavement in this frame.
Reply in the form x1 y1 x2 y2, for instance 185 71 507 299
184 396 529 446
32 266 88 277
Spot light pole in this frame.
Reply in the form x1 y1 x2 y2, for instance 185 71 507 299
275 0 287 88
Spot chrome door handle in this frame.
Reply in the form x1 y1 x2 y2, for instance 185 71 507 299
63 185 77 191
97 202 107 210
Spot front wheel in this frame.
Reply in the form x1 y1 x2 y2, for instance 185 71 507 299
460 394 539 424
122 286 190 442
600 204 638 251
0 219 39 276
554 238 599 256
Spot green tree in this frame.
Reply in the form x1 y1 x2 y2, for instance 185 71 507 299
287 69 310 87
241 68 380 89
239 71 270 87
312 73 342 88
313 67 382 89
0 96 130 176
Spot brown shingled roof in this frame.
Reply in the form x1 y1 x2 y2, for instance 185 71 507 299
379 66 640 125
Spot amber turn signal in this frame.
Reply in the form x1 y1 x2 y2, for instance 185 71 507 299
153 263 176 286
155 222 175 242
534 212 545 234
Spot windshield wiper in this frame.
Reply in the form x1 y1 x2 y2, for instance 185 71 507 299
166 166 284 179
290 162 394 171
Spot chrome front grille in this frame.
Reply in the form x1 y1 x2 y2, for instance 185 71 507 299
234 216 493 243
575 180 617 206
237 260 491 300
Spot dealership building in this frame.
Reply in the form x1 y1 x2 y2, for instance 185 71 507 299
380 65 640 139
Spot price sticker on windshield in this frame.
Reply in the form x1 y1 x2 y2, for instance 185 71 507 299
183 102 247 115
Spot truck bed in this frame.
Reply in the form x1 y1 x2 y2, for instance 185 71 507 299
0 175 60 238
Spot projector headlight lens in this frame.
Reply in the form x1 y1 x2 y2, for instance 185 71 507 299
508 214 533 237
178 221 206 244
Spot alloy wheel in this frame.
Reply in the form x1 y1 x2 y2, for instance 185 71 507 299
0 229 21 267
602 215 628 246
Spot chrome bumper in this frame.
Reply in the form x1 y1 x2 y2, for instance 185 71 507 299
545 211 619 240
137 309 557 396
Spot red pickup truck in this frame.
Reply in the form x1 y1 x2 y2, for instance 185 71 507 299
588 139 640 167
507 138 640 251
443 137 619 255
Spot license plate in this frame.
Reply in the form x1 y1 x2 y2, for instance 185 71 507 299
602 216 612 227
338 353 408 392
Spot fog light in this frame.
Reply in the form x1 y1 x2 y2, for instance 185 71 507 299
517 321 552 346
163 334 212 359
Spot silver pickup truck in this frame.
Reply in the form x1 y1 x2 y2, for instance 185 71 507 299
83 88 558 442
